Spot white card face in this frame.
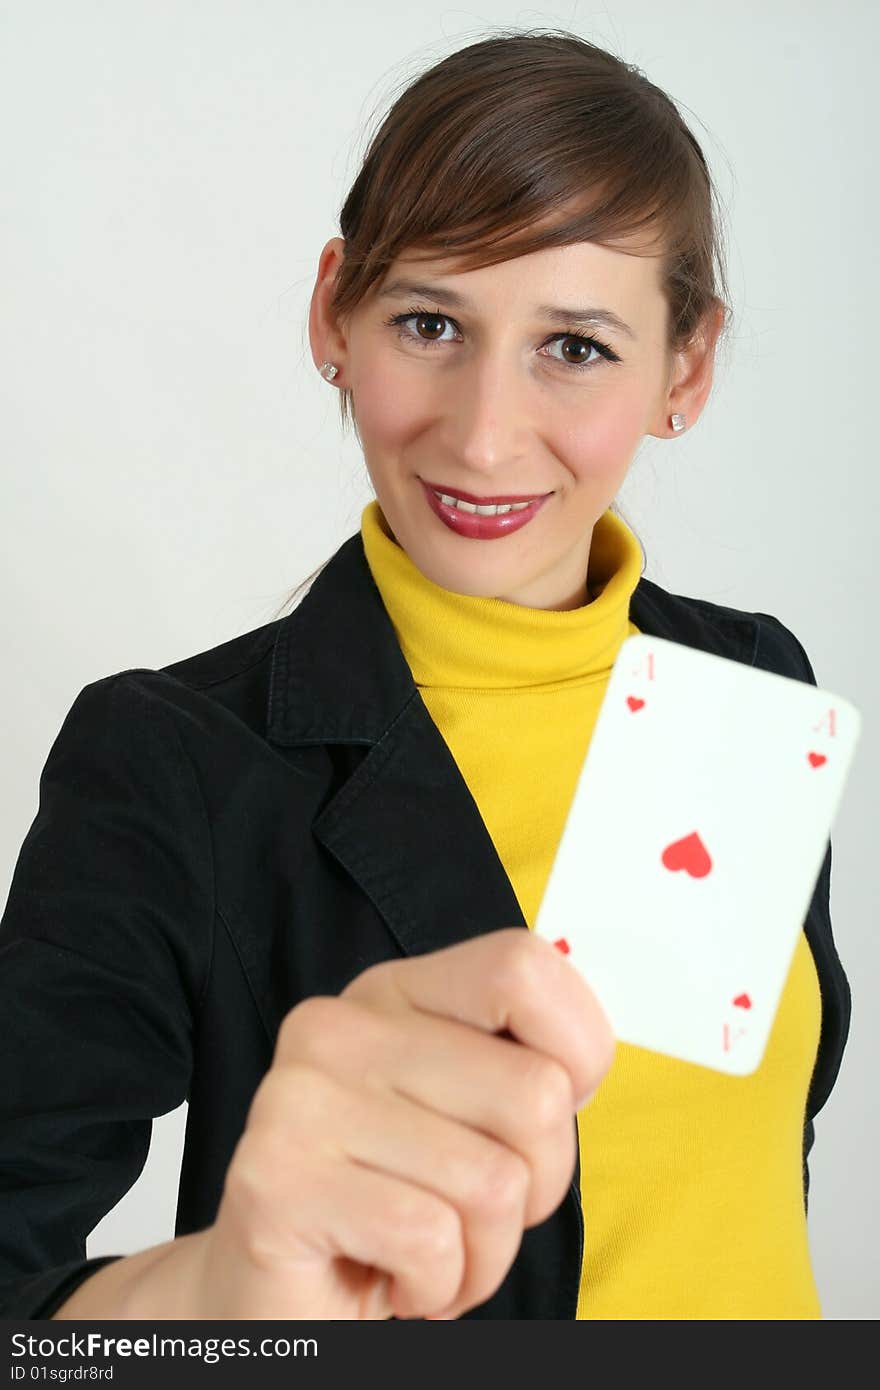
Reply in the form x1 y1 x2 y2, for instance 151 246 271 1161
533 634 862 1075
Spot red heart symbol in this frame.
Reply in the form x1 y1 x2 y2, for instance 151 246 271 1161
733 992 752 1009
808 751 827 769
661 831 712 879
553 937 570 955
627 696 645 712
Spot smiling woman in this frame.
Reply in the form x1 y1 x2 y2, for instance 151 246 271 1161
274 26 732 617
2 20 850 1332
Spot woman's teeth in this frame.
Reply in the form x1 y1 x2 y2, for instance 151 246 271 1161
433 491 534 515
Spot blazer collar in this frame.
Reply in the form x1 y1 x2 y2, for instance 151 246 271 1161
263 531 760 962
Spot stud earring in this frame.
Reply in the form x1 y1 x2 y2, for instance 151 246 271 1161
319 362 339 382
671 413 686 432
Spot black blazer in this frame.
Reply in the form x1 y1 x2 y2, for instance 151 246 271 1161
0 528 852 1320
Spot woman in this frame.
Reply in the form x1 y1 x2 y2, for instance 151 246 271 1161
0 29 850 1321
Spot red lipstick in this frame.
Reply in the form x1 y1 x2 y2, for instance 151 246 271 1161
419 479 551 541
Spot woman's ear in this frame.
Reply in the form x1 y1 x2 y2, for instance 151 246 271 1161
650 302 725 438
308 236 348 376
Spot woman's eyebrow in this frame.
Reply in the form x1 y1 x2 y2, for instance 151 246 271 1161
377 278 637 340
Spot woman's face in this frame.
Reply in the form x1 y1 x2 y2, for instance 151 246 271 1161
311 236 718 611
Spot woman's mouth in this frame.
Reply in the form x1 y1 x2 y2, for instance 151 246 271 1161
419 479 551 540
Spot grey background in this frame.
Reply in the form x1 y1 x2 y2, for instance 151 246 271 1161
1 0 877 1319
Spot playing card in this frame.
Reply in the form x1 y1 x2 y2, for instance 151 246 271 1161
532 634 862 1075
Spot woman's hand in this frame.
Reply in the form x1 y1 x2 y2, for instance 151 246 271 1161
195 928 615 1320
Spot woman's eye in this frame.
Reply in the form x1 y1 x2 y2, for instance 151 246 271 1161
396 311 455 344
543 335 603 368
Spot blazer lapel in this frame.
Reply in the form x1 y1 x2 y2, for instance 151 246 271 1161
267 533 529 962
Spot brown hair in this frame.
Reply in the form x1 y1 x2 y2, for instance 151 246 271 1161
272 26 732 619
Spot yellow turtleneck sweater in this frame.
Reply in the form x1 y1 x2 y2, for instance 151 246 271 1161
360 498 822 1320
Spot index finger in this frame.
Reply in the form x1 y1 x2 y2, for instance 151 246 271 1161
345 926 616 1108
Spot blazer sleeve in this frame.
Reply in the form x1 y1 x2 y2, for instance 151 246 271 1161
0 672 213 1317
